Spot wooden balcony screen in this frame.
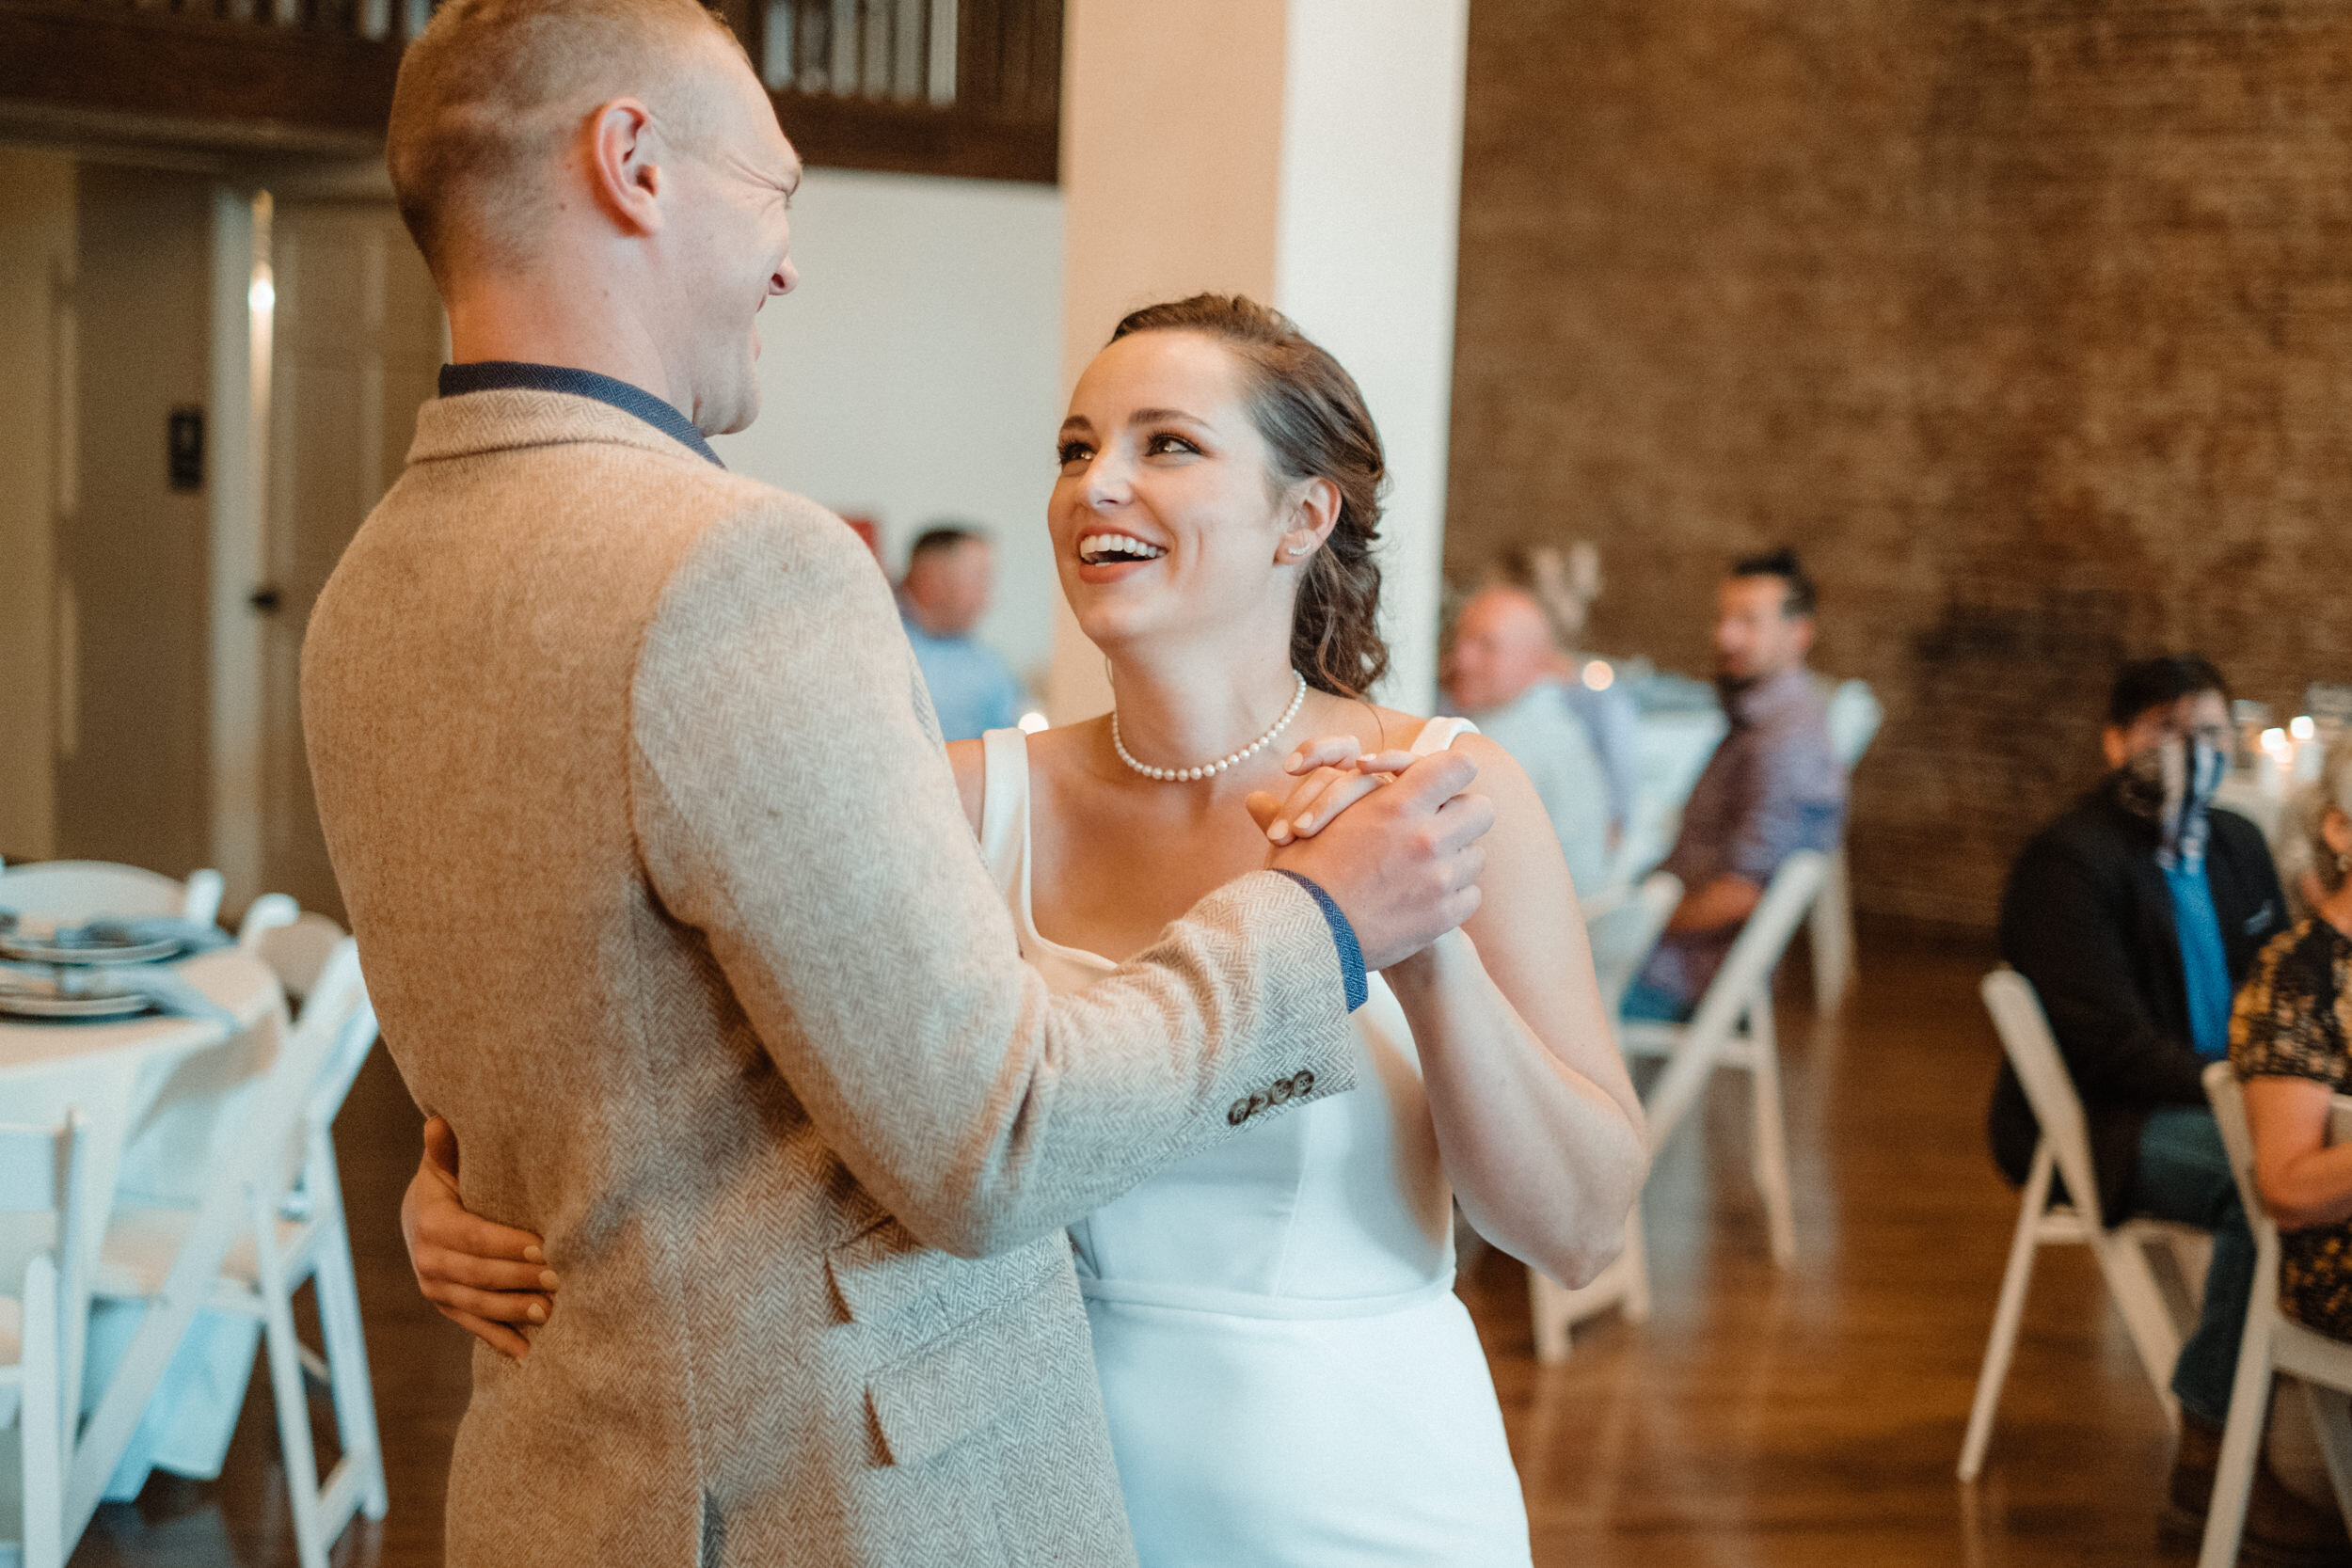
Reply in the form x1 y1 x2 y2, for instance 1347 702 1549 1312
0 0 1060 181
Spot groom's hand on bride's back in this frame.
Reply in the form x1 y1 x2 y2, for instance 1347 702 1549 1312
1254 745 1492 972
404 1116 560 1359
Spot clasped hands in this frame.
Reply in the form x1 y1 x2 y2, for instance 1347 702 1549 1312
1252 735 1494 974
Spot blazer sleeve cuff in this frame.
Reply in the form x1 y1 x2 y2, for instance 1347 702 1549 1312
1268 869 1370 1012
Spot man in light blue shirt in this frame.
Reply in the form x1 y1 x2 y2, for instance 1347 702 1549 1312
898 525 1024 742
1558 671 1640 852
1443 585 1613 895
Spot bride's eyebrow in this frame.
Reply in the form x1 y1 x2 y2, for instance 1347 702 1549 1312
1128 406 1204 428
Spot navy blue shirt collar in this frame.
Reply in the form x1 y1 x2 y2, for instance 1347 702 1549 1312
437 360 725 468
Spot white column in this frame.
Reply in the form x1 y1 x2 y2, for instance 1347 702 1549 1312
1047 0 1468 722
1273 0 1468 713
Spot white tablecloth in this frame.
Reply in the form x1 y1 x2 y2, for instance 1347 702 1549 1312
0 948 287 1509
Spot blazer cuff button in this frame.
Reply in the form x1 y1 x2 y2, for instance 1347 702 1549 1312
1228 1098 1254 1126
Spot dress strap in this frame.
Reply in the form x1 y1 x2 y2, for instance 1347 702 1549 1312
977 727 1032 900
1409 716 1480 757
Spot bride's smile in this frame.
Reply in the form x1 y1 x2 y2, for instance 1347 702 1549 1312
1050 329 1336 685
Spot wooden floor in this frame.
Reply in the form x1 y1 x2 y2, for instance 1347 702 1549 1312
69 927 2201 1566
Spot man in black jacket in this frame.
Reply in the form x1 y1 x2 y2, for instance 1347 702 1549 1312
1991 655 2328 1558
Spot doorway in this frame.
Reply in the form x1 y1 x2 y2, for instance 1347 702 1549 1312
250 198 442 919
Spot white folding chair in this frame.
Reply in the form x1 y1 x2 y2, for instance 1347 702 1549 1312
2199 1065 2352 1568
1957 969 2210 1481
1620 849 1828 1271
0 862 224 931
1582 872 1685 1017
1607 708 1727 892
87 940 387 1568
237 896 348 1006
1531 872 1683 1361
1808 678 1881 1017
0 1113 88 1568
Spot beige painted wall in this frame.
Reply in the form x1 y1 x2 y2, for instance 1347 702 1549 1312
1057 0 1287 388
0 148 74 863
1046 0 1290 721
57 163 216 879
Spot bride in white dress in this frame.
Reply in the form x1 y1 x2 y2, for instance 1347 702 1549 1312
402 294 1645 1565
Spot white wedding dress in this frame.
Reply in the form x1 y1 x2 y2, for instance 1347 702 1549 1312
977 719 1533 1568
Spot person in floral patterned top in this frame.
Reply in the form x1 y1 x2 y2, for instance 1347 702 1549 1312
2233 733 2352 1343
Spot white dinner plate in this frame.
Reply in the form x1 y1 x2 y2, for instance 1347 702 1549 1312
0 988 155 1021
0 933 182 966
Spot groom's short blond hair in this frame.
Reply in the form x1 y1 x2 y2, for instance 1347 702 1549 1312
387 0 744 286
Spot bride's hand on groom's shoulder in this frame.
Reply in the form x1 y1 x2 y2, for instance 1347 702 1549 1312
404 1116 560 1360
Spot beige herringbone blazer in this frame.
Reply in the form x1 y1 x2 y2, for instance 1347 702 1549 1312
302 390 1361 1567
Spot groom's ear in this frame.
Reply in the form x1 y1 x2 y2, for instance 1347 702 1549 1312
586 98 669 238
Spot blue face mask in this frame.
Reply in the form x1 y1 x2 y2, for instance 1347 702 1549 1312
2116 735 2228 869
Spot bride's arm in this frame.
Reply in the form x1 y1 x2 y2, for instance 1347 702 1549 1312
1378 736 1645 1287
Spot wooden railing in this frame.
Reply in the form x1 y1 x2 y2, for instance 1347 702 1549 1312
0 0 1059 180
0 0 416 153
739 0 1061 182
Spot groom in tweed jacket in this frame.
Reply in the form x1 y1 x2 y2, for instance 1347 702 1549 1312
302 2 1491 1564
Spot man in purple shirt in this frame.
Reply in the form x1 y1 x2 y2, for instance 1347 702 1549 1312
1625 549 1846 1020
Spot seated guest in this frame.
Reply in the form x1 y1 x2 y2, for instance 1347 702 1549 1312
1622 548 1844 1021
2275 778 2331 923
1496 542 1641 848
1443 583 1613 894
1987 656 2325 1555
898 524 1024 741
1560 661 1641 861
2235 735 2352 1340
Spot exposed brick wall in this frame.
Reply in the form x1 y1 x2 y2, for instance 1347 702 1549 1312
1446 0 2352 927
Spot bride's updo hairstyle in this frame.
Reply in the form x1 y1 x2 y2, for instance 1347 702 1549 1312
1109 294 1391 700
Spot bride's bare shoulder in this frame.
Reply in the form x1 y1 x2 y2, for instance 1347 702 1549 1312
1358 704 1537 803
1358 704 1481 752
945 721 1103 834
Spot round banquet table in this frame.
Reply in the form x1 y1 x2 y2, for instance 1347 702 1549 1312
0 947 289 1513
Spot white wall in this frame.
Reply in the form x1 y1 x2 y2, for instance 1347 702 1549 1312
711 167 1067 692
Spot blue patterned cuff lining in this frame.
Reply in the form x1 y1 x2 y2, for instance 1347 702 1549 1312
1270 870 1369 1013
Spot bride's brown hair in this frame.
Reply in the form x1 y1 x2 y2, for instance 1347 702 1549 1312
1109 294 1391 700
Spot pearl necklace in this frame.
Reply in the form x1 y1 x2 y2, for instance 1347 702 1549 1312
1112 672 1308 783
